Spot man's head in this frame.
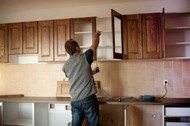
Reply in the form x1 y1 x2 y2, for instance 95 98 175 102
65 39 81 56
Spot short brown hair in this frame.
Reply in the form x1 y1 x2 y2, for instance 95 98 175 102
65 39 79 56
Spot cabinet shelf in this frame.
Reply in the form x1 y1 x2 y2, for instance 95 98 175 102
166 42 190 46
74 31 92 34
80 45 113 49
4 118 33 126
164 57 190 60
165 116 190 118
74 30 120 34
166 26 190 30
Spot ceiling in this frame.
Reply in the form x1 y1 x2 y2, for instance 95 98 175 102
0 0 154 12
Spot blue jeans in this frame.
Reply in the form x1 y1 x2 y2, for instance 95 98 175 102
71 94 99 126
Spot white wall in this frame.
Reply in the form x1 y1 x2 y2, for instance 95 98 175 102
0 0 190 23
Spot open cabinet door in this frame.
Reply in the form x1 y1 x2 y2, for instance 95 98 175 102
111 9 124 59
162 8 166 58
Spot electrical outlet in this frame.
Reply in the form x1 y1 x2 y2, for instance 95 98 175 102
163 80 168 85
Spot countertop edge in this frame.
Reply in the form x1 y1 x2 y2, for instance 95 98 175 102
0 97 190 106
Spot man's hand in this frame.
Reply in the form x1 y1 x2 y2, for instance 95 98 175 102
92 67 100 75
96 30 101 36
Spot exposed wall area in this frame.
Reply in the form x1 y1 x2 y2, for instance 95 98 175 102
0 59 189 98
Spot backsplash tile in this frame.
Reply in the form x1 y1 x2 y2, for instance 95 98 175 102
0 59 189 98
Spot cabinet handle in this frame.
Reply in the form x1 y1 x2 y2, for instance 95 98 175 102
65 105 71 110
50 104 55 109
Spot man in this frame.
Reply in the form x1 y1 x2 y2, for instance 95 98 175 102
62 31 101 126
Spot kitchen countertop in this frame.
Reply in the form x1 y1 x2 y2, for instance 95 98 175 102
0 97 190 106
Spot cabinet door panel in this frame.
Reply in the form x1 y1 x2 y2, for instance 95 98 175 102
54 19 70 61
123 15 142 59
143 14 162 59
0 24 8 63
9 23 22 54
23 22 38 54
111 9 124 59
38 21 53 62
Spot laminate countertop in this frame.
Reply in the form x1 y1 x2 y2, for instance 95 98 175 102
0 97 190 106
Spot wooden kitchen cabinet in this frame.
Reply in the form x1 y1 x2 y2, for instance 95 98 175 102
71 17 96 59
54 19 70 61
23 22 38 54
38 19 70 62
127 105 162 126
123 13 162 59
0 24 8 63
99 104 125 126
9 22 38 55
8 23 22 54
164 13 190 59
38 20 54 62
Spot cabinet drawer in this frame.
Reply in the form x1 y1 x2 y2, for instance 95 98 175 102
166 122 190 126
165 107 190 116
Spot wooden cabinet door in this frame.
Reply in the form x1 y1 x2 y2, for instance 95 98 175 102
54 19 70 61
23 22 38 54
38 21 53 62
123 15 142 59
127 105 162 126
111 9 124 59
142 14 162 59
0 24 8 63
9 23 22 54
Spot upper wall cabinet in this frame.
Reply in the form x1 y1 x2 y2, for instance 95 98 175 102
54 19 70 61
38 20 54 62
123 13 162 59
23 22 38 54
38 19 70 62
9 22 38 55
9 23 22 54
70 17 96 59
164 12 190 59
0 24 8 63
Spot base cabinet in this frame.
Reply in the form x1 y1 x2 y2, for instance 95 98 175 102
99 104 125 126
163 106 190 126
0 102 2 126
3 102 34 126
35 103 72 126
2 102 72 126
127 105 162 126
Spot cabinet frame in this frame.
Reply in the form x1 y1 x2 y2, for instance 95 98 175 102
111 9 124 59
70 17 96 59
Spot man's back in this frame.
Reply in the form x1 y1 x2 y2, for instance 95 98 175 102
63 52 96 101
